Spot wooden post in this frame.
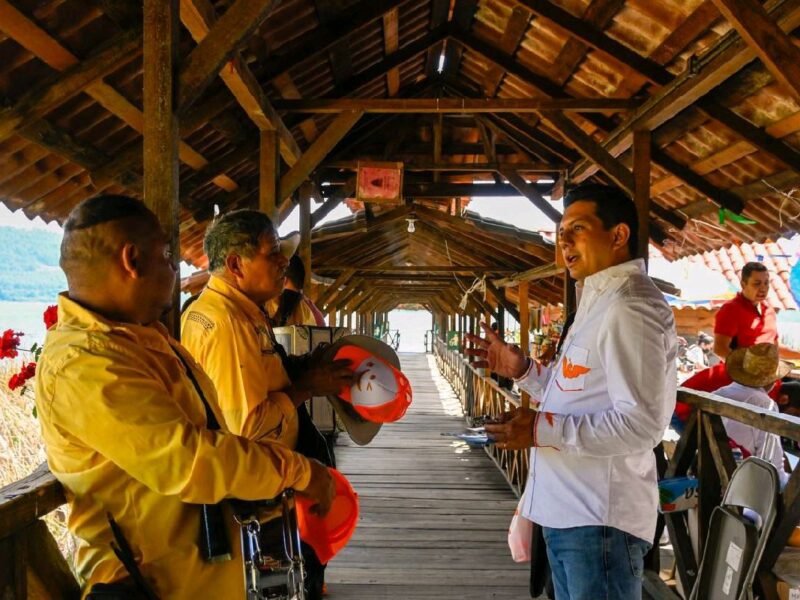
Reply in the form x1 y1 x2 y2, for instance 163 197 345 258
144 0 180 337
260 129 279 222
519 281 530 409
633 129 651 267
299 182 312 290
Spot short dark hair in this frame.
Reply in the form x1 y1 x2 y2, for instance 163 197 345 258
563 183 639 257
286 254 306 289
63 195 155 232
204 209 275 272
780 381 800 409
742 261 768 282
60 195 158 277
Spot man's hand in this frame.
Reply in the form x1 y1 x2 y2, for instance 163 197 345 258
288 344 356 405
484 406 537 450
297 459 335 516
464 322 530 379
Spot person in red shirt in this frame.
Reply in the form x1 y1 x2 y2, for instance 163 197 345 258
675 262 798 427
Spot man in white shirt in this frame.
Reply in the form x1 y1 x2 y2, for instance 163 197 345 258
468 184 677 600
712 343 792 488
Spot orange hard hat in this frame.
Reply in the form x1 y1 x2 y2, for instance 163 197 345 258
334 344 412 423
296 468 359 565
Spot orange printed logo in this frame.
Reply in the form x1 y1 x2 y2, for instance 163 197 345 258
543 412 555 427
561 357 591 379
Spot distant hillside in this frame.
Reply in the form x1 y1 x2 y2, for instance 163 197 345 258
0 227 65 302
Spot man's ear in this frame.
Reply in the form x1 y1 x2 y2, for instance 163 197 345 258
120 242 140 279
612 223 631 251
225 253 244 279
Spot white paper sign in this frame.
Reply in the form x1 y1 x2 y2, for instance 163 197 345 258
726 541 743 572
789 588 800 600
722 566 734 595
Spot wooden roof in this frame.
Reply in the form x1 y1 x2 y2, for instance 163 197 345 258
2 0 800 311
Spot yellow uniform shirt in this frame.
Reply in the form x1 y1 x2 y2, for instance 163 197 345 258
35 294 311 599
266 293 317 326
181 276 299 445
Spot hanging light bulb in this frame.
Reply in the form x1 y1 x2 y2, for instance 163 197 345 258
406 217 417 233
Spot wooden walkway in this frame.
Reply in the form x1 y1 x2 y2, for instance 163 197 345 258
325 353 531 599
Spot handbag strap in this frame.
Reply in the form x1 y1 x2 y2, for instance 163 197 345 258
171 346 221 431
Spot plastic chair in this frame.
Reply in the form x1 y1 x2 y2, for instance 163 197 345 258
689 457 780 600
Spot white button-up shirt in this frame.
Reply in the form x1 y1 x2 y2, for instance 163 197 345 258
517 259 677 542
712 381 788 487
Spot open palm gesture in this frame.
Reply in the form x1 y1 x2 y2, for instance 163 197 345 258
464 322 529 379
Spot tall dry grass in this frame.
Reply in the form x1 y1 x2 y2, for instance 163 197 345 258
0 360 75 564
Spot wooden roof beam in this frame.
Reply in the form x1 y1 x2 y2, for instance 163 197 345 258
0 26 141 144
382 7 401 96
550 0 625 85
0 0 238 194
322 160 565 172
521 0 800 181
711 0 800 103
570 0 800 183
278 110 364 221
318 266 517 273
484 5 533 95
273 98 639 113
498 167 562 223
180 0 301 165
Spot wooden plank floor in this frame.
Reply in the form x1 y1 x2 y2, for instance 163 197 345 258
325 353 531 599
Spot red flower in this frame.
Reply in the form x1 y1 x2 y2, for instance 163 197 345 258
43 305 58 330
8 362 36 390
1 329 23 359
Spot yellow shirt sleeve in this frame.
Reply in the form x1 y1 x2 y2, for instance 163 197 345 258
48 347 310 503
294 299 318 326
182 311 296 441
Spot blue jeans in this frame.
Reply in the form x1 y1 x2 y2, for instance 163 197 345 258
542 526 652 600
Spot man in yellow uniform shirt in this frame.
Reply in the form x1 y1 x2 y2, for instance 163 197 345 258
181 209 354 598
35 195 334 599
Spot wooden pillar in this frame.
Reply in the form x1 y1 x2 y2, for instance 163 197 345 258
484 309 493 377
299 183 312 290
260 130 280 222
633 129 651 268
144 0 180 337
497 306 505 342
518 281 530 408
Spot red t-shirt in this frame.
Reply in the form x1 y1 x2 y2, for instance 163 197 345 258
714 293 778 351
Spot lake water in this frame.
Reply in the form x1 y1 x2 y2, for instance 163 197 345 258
0 300 54 348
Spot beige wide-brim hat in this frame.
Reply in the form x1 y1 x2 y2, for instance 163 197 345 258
280 231 300 259
323 335 401 446
726 343 793 388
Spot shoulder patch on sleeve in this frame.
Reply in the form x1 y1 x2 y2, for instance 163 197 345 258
185 311 215 332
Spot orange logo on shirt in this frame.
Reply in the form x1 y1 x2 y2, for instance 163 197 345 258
561 357 591 379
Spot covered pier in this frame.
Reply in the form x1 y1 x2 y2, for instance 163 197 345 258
1 0 800 598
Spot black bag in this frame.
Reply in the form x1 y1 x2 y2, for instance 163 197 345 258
86 583 152 600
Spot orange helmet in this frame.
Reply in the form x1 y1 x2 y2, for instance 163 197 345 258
296 468 359 565
333 344 412 423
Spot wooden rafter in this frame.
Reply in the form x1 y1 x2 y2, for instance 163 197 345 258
273 98 639 113
382 7 401 96
498 168 562 223
0 0 238 194
277 110 364 221
711 0 800 103
570 0 800 183
0 27 141 144
180 0 301 165
484 5 532 95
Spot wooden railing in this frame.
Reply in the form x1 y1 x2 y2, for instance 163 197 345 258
433 337 800 600
0 462 78 598
433 337 529 495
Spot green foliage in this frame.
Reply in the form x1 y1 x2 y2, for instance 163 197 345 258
0 227 65 301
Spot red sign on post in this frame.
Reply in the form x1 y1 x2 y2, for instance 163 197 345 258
356 161 403 203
